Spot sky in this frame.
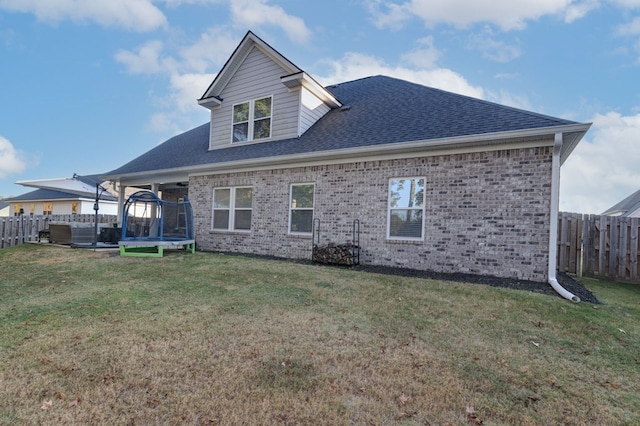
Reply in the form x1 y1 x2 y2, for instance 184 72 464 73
1 0 639 214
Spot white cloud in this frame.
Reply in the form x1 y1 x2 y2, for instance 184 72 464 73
315 36 484 99
115 40 172 74
609 0 640 8
178 27 240 73
467 27 522 62
616 16 640 35
563 0 600 23
0 136 27 179
400 36 441 68
370 0 575 30
0 0 167 32
229 0 311 43
560 111 640 214
169 72 216 112
316 51 485 99
109 1 310 136
486 89 534 111
114 28 233 133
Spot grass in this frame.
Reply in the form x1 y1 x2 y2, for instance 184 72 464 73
0 244 638 425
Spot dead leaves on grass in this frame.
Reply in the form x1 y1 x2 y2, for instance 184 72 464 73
466 406 483 425
40 396 81 411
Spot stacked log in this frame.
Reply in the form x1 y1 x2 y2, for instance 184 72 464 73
312 242 358 266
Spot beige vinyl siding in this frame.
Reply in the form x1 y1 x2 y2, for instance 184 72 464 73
209 46 300 149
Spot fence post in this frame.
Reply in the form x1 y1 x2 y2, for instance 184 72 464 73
630 218 639 282
0 218 5 248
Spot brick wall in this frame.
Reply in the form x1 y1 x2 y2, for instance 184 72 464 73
189 146 553 282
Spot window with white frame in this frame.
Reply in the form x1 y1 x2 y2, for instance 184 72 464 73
212 186 253 231
388 177 425 239
289 183 314 234
232 96 272 142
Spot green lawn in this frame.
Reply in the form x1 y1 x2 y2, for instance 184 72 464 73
1 244 638 425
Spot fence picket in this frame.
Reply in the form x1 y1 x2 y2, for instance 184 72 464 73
0 214 117 248
558 212 640 284
629 217 640 281
5 210 639 284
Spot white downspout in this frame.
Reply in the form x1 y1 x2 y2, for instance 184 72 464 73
548 132 580 302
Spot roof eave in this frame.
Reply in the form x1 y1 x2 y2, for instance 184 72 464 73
559 122 592 165
109 123 590 184
197 97 222 110
281 72 342 108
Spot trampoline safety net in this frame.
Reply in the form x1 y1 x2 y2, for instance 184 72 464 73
121 190 194 242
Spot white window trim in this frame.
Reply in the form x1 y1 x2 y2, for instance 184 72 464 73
212 186 253 232
288 183 315 235
231 95 273 143
387 176 426 241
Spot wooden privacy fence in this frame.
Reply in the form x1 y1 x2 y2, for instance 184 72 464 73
558 212 640 283
0 214 117 249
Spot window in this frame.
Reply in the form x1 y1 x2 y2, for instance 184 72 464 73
43 202 53 216
232 96 272 142
388 177 425 239
71 202 78 214
289 183 314 234
212 187 253 231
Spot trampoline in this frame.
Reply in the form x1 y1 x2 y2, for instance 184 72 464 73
119 190 195 257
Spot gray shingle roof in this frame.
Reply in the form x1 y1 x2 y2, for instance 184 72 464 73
602 188 640 216
107 75 579 177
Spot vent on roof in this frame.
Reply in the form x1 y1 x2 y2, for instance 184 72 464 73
340 105 351 112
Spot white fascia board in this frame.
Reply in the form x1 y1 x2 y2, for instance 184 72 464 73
197 97 222 110
559 123 592 165
115 171 191 188
202 33 301 103
627 206 640 217
281 72 342 108
189 124 589 176
114 123 590 183
189 139 553 178
251 36 300 74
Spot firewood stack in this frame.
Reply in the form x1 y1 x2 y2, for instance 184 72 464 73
312 242 357 266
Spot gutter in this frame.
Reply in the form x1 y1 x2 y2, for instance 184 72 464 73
106 123 590 184
548 132 580 302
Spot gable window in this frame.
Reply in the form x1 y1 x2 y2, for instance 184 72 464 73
232 96 272 142
388 177 425 240
289 183 314 234
212 186 253 231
